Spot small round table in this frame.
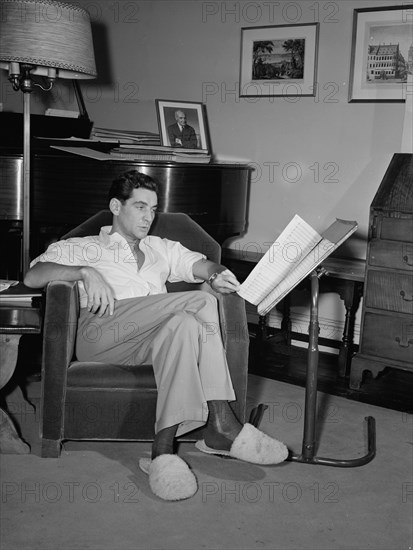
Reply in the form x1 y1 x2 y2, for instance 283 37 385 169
0 295 42 454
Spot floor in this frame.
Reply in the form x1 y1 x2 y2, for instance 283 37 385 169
1 340 412 550
249 335 413 414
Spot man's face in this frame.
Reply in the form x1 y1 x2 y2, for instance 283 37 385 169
176 112 187 126
112 187 158 241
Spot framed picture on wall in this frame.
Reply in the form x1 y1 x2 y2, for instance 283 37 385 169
155 99 210 152
348 5 413 102
239 23 319 98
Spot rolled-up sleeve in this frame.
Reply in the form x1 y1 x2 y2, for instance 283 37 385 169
164 239 206 283
30 238 90 268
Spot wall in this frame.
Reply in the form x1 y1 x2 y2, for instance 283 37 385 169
1 0 410 342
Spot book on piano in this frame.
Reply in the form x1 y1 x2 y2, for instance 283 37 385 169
237 215 358 315
91 127 161 145
110 147 211 163
116 143 209 154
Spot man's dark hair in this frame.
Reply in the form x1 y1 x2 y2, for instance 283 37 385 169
109 170 159 203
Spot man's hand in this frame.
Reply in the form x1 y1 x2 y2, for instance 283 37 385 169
80 267 115 316
24 261 115 316
209 269 240 294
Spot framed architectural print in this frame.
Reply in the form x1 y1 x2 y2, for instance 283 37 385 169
155 99 210 152
239 23 319 98
348 5 413 102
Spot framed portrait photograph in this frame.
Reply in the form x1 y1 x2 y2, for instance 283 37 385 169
348 5 413 102
155 99 210 152
239 23 319 98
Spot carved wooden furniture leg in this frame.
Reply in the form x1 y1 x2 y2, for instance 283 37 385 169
257 314 268 343
0 334 30 454
337 281 363 378
280 295 292 346
350 356 388 390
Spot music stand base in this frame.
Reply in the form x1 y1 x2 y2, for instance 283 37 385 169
287 416 376 467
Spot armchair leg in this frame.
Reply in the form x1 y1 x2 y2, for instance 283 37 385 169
41 438 62 458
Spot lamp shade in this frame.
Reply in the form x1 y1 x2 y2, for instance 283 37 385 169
0 0 96 79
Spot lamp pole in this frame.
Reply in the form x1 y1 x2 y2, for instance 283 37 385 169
8 63 35 276
7 63 34 277
20 65 33 276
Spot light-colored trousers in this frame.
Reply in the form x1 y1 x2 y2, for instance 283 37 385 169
75 291 236 437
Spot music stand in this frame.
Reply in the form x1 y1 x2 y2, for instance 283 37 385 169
249 268 376 468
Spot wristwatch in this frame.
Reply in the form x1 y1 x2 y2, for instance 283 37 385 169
207 272 219 286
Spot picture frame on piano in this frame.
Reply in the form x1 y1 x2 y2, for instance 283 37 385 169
156 99 211 153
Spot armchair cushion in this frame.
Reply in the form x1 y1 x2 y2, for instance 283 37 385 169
67 363 156 388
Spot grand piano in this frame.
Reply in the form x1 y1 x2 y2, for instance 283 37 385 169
0 138 251 278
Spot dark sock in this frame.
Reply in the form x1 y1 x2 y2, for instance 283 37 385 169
204 401 243 451
152 424 179 459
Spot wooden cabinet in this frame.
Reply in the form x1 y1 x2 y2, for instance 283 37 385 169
350 154 413 389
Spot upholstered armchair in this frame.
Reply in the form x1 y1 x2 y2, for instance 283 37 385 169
40 211 249 457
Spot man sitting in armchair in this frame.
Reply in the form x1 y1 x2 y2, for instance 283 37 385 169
24 170 288 501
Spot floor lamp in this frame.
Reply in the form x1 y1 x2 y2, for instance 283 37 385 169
0 0 97 276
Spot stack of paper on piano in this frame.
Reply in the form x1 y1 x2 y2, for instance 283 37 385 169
91 127 161 145
110 144 211 163
237 215 358 316
50 144 212 163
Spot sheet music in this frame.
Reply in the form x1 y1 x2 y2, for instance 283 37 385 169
257 237 334 315
238 215 321 305
256 219 358 315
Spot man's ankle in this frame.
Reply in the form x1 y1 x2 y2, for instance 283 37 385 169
151 424 178 459
207 400 243 435
203 427 234 451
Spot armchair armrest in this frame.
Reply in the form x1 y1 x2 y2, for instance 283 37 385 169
41 281 80 442
212 289 249 423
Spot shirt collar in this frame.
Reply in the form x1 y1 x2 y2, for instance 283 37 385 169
99 225 147 248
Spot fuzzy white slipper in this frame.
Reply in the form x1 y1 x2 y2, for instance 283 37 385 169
138 454 198 501
195 423 288 465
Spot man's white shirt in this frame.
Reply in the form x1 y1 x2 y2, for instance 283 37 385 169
31 226 206 308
